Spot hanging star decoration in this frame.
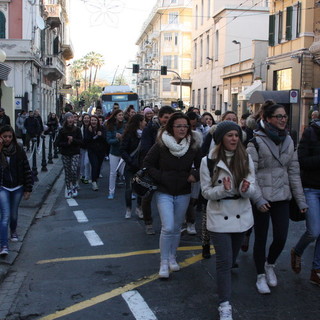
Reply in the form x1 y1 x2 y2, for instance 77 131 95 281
80 0 125 27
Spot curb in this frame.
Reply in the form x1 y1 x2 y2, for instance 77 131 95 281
0 159 64 284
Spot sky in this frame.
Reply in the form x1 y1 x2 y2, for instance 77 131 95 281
69 0 158 83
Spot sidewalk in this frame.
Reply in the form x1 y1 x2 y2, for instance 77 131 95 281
0 136 63 283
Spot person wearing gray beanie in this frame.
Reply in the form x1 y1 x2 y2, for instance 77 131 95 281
213 121 242 145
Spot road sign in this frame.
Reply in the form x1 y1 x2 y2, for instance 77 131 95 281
289 90 299 104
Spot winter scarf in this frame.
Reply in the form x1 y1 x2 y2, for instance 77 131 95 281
161 130 191 157
0 143 16 168
259 120 287 145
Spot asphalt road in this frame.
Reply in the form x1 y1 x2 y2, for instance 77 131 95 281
2 160 320 320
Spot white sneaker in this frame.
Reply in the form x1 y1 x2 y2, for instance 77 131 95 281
65 188 72 199
169 257 180 272
92 181 98 191
125 208 131 219
135 207 143 219
159 261 169 278
218 301 233 320
256 274 271 294
187 223 197 235
72 186 78 197
265 262 277 287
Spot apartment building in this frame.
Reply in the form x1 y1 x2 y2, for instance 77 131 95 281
0 0 73 121
135 0 192 108
263 0 320 135
191 0 269 115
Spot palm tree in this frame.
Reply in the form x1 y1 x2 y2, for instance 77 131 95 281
92 53 104 86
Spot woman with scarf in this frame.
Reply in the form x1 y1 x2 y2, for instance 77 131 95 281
0 125 33 256
55 112 82 198
120 114 146 219
247 103 307 294
143 112 202 278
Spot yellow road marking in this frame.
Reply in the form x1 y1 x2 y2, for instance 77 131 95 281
38 253 204 320
37 245 215 265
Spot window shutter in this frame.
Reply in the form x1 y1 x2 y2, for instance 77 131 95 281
269 15 275 46
0 11 6 39
286 6 293 41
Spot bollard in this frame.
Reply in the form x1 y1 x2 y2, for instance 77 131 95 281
53 130 59 158
47 132 53 164
41 135 48 172
31 137 39 182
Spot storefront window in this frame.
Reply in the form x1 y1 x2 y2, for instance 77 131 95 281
274 68 292 90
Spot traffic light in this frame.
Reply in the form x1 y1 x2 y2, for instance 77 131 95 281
160 66 167 75
75 80 80 87
132 64 140 73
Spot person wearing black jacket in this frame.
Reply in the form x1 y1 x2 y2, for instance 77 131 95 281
0 125 33 256
140 106 174 234
83 115 107 191
0 108 11 129
120 114 146 219
291 119 320 286
24 110 40 152
55 112 82 198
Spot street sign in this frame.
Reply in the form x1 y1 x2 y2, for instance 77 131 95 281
289 89 299 104
59 88 74 95
314 88 320 104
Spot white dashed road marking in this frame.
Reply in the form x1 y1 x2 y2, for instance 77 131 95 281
66 198 78 207
83 230 104 246
73 210 88 223
122 290 157 320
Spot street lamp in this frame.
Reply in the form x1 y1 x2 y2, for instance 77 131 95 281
232 40 241 71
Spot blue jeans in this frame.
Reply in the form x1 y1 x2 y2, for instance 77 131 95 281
156 192 190 261
294 188 320 270
0 186 24 248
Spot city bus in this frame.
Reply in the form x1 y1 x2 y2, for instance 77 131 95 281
100 85 139 115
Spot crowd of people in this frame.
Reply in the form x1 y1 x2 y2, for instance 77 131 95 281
0 101 320 320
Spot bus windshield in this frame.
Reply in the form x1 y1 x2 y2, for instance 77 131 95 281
101 93 139 115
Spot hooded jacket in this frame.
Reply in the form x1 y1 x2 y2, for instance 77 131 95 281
247 129 307 210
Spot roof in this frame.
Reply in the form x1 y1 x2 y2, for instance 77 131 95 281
249 90 290 104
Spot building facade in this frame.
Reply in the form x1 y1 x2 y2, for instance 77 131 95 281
0 0 73 123
135 0 192 109
191 0 269 116
266 0 320 136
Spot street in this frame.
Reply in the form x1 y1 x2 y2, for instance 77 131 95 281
0 160 319 320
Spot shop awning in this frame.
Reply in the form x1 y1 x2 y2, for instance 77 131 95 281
249 90 290 104
238 80 263 101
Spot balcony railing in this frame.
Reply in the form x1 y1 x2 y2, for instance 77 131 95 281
43 55 65 80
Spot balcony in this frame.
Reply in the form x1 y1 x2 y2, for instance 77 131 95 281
43 55 65 81
44 4 62 28
61 41 74 60
151 31 160 41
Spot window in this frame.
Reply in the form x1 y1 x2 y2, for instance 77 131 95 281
0 11 6 39
208 0 211 20
274 68 292 90
206 34 210 63
200 38 203 66
214 30 219 61
204 88 207 108
201 0 204 25
171 0 177 3
197 89 201 106
292 2 302 39
286 6 293 41
163 55 172 68
195 5 198 29
276 11 283 44
174 33 178 46
169 12 178 24
174 55 178 69
163 78 171 92
194 42 197 69
212 86 217 110
164 33 172 42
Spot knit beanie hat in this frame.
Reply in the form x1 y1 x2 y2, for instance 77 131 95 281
64 112 74 119
143 107 153 115
213 120 242 144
